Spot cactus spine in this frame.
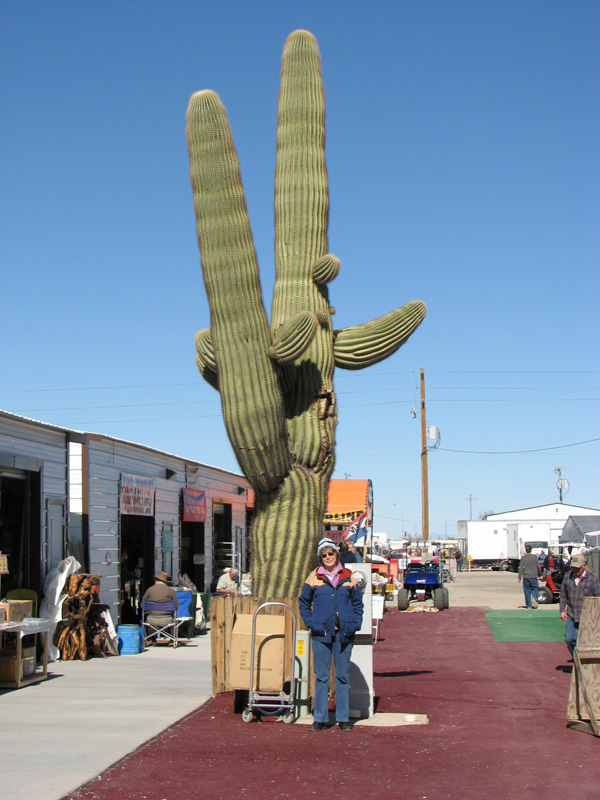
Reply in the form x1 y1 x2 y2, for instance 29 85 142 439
186 31 426 597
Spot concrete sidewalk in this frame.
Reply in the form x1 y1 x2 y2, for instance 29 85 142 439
0 634 212 800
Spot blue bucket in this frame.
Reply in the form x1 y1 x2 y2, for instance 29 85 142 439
139 624 145 652
117 624 140 655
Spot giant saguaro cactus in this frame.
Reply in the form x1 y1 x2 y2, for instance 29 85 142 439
186 30 426 597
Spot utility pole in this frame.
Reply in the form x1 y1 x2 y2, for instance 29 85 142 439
420 368 429 542
466 494 476 521
554 467 569 502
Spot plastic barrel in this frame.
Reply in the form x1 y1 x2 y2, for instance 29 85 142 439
117 624 140 655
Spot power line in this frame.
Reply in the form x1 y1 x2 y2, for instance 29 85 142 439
1 369 599 394
438 436 600 455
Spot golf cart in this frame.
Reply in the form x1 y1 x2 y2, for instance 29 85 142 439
397 559 449 610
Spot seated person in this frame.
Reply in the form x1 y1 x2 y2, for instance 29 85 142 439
216 568 239 595
143 571 179 625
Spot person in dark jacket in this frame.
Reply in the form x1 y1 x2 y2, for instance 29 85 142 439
518 545 542 608
560 553 600 656
299 538 364 732
339 540 357 565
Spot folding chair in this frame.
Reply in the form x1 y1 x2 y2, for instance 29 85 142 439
141 599 192 648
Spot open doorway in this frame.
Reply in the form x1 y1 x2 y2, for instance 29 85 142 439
0 471 41 596
180 520 205 591
212 502 232 591
120 514 154 623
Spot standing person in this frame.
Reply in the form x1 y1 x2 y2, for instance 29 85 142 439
518 545 542 608
559 554 600 656
299 538 364 732
455 550 463 572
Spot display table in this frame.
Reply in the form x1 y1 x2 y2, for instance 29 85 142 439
0 618 50 689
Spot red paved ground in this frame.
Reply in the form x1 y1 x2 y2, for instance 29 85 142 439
64 607 598 800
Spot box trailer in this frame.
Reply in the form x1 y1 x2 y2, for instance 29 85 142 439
459 520 511 570
506 522 552 570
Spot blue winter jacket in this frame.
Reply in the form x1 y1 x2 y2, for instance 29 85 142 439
298 567 364 644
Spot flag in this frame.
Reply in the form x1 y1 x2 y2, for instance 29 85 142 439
344 511 368 543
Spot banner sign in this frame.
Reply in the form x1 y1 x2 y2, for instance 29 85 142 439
182 488 207 523
324 509 363 524
120 474 155 516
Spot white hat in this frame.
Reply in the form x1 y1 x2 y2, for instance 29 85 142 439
317 538 339 556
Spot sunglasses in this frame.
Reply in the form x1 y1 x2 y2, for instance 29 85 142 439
321 550 337 558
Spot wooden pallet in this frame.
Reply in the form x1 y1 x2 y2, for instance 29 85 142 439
567 596 600 737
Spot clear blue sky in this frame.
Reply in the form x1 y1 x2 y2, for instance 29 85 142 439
1 1 599 539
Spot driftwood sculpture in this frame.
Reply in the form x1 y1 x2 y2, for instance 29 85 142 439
186 30 426 597
53 574 109 660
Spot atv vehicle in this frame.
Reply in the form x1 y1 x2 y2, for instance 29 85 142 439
538 567 565 604
397 561 449 610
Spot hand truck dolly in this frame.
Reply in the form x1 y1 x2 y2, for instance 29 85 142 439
241 601 297 723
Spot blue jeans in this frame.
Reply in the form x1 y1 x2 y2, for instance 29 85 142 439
311 634 353 723
522 578 539 608
565 617 579 656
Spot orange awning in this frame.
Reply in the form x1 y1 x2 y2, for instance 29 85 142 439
324 479 372 524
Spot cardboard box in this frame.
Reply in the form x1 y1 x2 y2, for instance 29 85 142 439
0 646 36 682
0 600 33 622
229 614 286 692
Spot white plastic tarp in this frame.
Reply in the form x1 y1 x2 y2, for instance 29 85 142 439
39 556 81 662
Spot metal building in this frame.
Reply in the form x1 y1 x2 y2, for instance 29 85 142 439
0 411 252 623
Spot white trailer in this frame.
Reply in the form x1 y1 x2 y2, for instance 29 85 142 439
458 520 511 570
506 522 552 570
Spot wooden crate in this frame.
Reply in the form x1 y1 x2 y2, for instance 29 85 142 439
210 596 309 696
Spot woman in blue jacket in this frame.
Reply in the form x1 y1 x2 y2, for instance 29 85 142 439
298 538 364 731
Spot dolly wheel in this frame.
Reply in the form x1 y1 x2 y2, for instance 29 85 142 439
282 712 295 724
242 708 253 723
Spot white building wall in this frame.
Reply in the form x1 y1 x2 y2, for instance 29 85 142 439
484 503 600 542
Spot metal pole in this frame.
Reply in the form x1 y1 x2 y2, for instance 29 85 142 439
466 494 476 521
420 368 429 542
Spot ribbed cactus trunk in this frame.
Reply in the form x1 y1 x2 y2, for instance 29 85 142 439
186 31 426 598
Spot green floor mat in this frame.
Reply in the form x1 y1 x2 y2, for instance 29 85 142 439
485 610 565 643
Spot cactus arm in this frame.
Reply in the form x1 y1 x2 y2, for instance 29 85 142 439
186 90 290 491
273 30 337 476
273 30 329 324
194 328 219 389
312 254 341 285
269 311 319 365
333 300 428 370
